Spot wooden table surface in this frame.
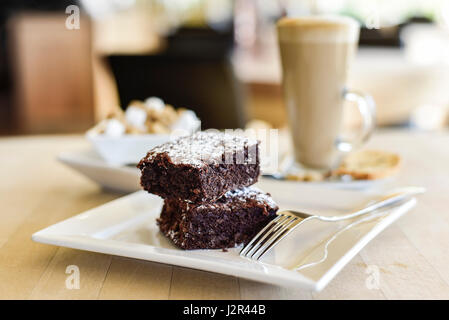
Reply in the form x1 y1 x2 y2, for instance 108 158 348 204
1 130 449 300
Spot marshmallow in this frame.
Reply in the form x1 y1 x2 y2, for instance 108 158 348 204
125 106 147 130
104 119 126 137
145 97 165 111
171 110 200 133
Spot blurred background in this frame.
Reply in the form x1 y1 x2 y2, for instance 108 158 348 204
1 0 449 134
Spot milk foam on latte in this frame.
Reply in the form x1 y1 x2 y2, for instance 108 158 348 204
277 16 359 43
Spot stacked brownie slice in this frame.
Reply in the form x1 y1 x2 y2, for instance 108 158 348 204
137 131 278 250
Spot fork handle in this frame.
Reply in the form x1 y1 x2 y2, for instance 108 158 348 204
318 186 425 222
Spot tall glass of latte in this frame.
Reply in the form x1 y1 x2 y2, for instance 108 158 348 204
277 16 375 169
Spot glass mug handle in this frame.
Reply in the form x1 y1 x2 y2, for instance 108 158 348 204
336 89 376 153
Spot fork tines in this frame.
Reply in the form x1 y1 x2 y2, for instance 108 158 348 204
240 213 301 260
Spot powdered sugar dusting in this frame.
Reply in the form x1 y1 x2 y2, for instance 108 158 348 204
143 131 259 167
224 186 278 209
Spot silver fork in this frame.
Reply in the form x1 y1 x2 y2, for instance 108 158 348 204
240 186 425 261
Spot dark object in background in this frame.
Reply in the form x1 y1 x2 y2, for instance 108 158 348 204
108 27 247 129
0 0 83 134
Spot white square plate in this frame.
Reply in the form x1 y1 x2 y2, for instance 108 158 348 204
32 182 416 291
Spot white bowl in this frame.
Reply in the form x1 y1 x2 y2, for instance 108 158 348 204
86 130 171 166
86 118 201 165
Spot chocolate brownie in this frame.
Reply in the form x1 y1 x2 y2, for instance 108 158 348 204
157 187 278 250
137 131 260 202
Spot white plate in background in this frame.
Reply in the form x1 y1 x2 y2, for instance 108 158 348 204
58 149 141 193
32 184 417 291
259 175 393 191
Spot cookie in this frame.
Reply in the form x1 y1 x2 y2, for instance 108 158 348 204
334 150 401 180
285 170 328 182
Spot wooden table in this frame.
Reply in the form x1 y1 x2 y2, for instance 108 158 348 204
1 130 449 299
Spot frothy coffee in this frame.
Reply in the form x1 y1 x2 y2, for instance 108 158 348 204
277 16 360 169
